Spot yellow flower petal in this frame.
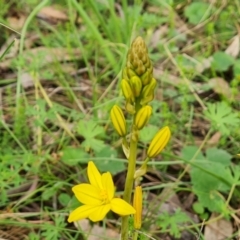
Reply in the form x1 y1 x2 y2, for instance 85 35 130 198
88 161 103 189
68 205 98 222
110 198 136 216
89 204 111 222
102 172 114 200
73 184 102 205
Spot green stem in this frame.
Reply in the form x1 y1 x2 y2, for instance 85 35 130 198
133 231 139 240
121 131 138 240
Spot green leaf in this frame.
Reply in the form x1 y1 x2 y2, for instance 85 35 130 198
82 138 107 152
184 2 211 25
94 147 125 174
42 183 63 201
204 102 240 135
61 147 89 166
233 59 240 77
157 209 191 238
212 51 235 71
182 146 233 212
139 125 159 143
77 119 106 152
206 148 231 166
77 119 105 139
193 202 204 214
58 193 71 207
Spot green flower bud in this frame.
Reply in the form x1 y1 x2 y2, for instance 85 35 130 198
125 101 135 114
110 105 127 137
121 79 134 102
147 126 171 158
122 67 129 80
140 78 157 105
126 68 137 79
129 76 142 97
134 105 152 130
140 67 153 86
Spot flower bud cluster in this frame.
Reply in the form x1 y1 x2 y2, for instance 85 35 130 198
120 36 158 133
110 37 170 158
121 37 156 122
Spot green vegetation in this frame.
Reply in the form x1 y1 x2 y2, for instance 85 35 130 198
0 0 240 239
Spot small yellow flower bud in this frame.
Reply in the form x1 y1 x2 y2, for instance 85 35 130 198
147 126 171 158
110 105 127 137
133 186 142 229
129 76 142 97
134 105 152 130
140 78 157 105
121 79 134 102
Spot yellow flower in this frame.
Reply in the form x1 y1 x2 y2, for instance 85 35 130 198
68 161 136 222
147 126 171 158
133 186 142 229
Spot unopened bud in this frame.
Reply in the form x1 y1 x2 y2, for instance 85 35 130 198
133 186 142 229
140 67 153 86
121 79 134 102
140 78 157 105
147 126 171 158
129 76 142 97
110 105 127 137
122 67 129 80
134 105 152 130
125 101 135 114
126 68 137 78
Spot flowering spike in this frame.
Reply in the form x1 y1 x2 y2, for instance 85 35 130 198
110 105 127 137
129 76 142 97
121 79 134 102
134 105 152 130
133 186 142 229
147 126 171 158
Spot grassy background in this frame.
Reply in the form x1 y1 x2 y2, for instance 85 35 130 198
1 0 240 239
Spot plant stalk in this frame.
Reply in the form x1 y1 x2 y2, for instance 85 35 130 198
121 132 138 240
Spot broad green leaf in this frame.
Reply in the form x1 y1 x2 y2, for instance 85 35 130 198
233 59 240 77
212 51 235 71
183 146 234 213
61 147 89 166
94 147 125 174
184 2 211 25
58 193 71 207
139 125 159 143
192 202 204 214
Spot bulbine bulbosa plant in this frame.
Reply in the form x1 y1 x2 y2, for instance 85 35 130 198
68 37 171 240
